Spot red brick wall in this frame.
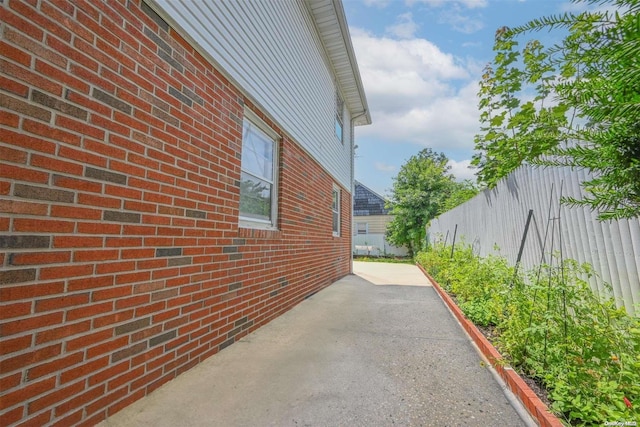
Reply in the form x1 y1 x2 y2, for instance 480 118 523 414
0 1 352 425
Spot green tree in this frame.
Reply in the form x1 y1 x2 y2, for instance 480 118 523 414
473 0 640 220
441 179 479 212
386 149 473 257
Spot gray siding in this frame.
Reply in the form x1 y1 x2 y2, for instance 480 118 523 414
152 0 353 188
429 165 640 315
353 181 389 216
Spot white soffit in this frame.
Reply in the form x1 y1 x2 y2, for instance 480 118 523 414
305 0 371 126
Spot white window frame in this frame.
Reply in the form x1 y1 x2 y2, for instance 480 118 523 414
332 185 340 237
356 222 368 235
239 109 279 230
335 89 344 144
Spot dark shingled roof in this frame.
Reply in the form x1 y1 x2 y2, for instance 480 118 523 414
353 181 390 216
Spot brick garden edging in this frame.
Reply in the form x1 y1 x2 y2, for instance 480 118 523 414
416 263 564 427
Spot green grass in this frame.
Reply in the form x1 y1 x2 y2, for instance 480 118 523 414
353 255 414 264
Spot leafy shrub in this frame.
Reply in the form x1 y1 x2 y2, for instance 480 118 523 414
502 260 640 425
417 244 640 425
417 243 515 326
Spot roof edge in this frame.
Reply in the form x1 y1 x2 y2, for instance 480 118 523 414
332 0 371 126
305 0 371 126
355 180 388 202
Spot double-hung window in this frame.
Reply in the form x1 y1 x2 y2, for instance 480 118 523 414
356 222 368 235
239 109 278 228
332 186 340 236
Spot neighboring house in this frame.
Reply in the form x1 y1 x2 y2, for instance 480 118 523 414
353 181 408 257
0 0 370 425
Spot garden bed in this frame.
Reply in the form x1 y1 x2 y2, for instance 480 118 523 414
416 242 640 426
417 262 564 427
474 323 552 408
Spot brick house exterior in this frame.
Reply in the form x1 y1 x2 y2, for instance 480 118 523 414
0 0 370 425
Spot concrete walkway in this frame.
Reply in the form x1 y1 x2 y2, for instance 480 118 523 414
100 262 533 427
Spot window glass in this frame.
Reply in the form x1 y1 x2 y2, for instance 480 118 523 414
335 119 343 142
240 112 277 227
332 187 340 236
239 172 272 222
241 122 273 180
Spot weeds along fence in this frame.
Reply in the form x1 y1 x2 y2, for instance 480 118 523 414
428 164 640 315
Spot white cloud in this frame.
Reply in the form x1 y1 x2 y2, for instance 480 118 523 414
559 1 590 13
408 0 487 9
407 0 485 33
560 0 625 15
351 27 480 152
363 0 392 8
375 162 397 172
364 81 479 149
438 9 484 34
459 0 487 8
462 41 482 49
447 159 476 181
385 12 419 39
352 28 469 80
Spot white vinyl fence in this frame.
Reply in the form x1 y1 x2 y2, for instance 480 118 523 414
353 233 408 257
428 164 640 315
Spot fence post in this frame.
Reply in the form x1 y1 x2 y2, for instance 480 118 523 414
514 209 534 278
450 224 458 260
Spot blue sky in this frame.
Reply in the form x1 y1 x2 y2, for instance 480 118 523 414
343 0 576 197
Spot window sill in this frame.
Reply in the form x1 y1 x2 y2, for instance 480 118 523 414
239 219 276 230
239 226 282 239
